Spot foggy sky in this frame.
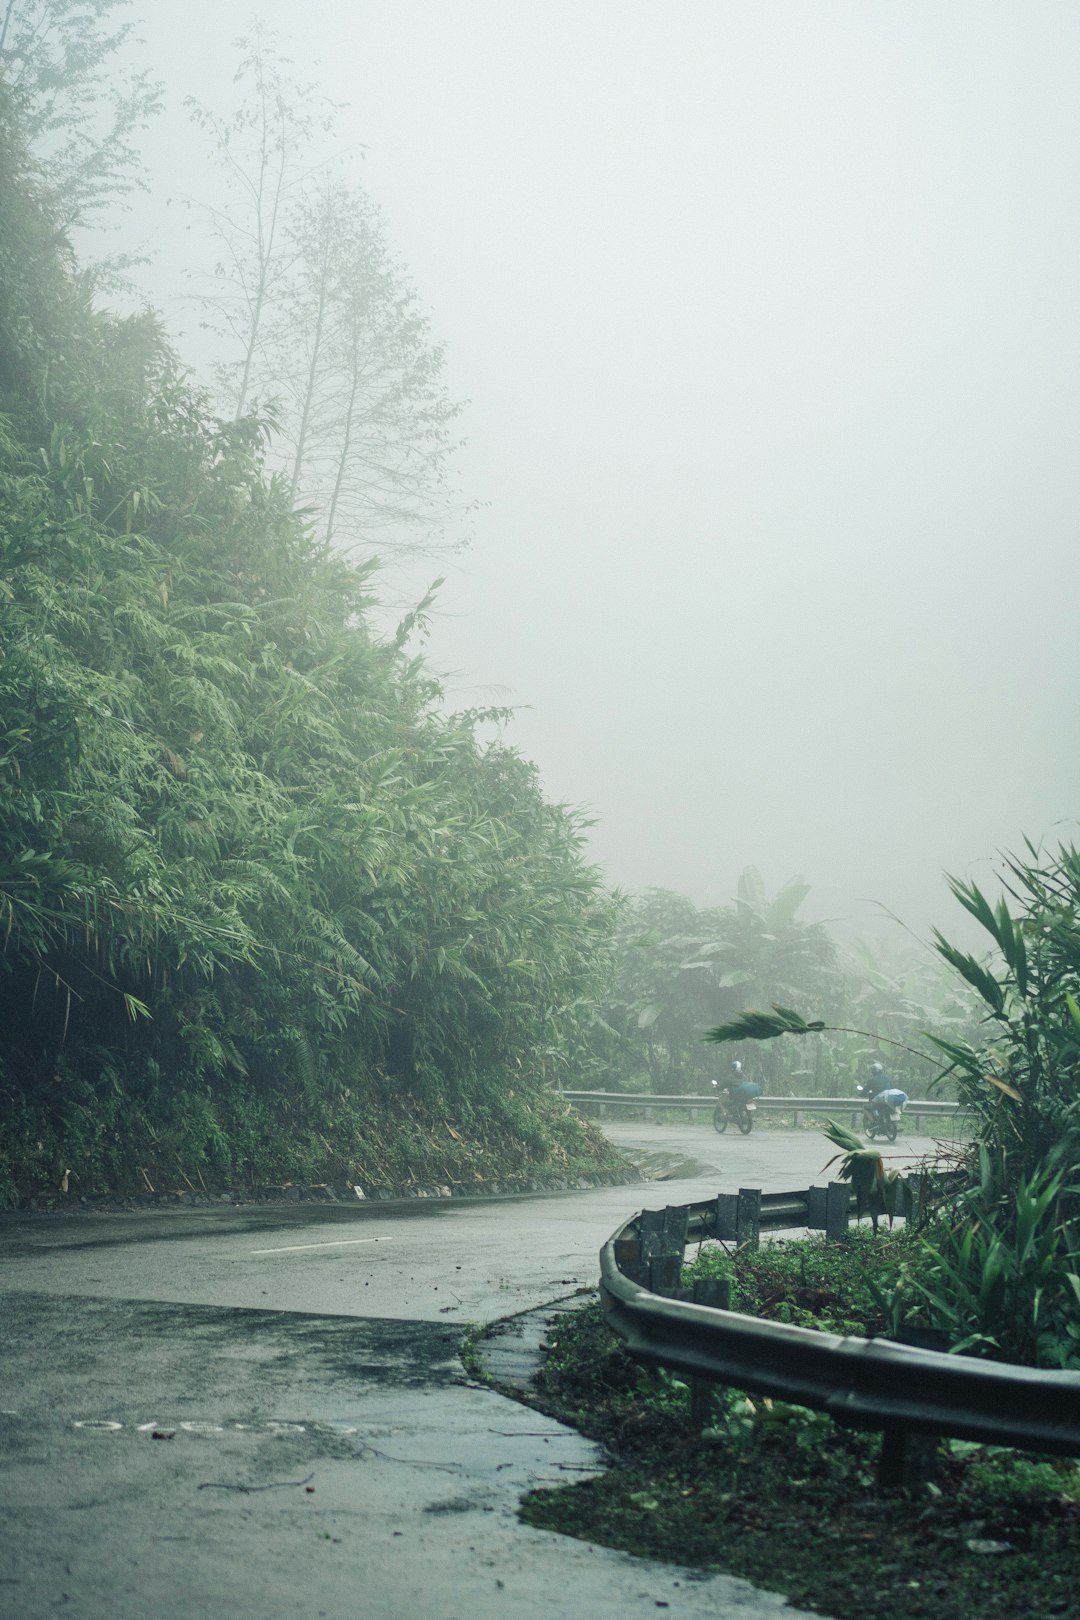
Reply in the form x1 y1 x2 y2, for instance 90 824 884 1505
112 1 1079 942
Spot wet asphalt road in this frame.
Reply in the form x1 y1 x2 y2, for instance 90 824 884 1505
0 1122 951 1619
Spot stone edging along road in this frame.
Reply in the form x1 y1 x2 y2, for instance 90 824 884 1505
11 1166 636 1215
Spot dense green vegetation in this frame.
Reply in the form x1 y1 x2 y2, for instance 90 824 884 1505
603 867 978 1096
884 847 1080 1366
0 76 623 1204
706 842 1080 1367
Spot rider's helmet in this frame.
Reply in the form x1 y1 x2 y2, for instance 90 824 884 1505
871 1061 884 1074
730 1059 742 1075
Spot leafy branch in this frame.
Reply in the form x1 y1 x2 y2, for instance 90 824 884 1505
704 1004 936 1065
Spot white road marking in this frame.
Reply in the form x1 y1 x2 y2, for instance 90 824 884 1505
250 1236 389 1254
74 1419 361 1434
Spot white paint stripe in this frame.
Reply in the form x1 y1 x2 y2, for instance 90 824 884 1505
250 1237 388 1254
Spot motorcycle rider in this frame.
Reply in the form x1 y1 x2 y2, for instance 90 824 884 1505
726 1059 763 1106
867 1060 892 1097
864 1061 907 1133
711 1058 763 1133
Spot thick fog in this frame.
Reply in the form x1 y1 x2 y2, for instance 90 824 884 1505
111 1 1078 940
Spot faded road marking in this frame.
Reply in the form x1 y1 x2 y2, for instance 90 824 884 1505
250 1237 389 1254
72 1420 360 1435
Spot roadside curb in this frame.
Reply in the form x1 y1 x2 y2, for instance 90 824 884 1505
470 1291 597 1397
10 1167 640 1215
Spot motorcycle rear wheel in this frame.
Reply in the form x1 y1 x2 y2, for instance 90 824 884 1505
738 1110 754 1135
884 1119 899 1142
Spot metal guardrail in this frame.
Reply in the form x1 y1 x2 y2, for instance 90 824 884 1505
598 1189 1080 1462
565 1089 974 1132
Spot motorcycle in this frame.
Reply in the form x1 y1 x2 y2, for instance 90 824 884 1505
710 1079 759 1135
857 1083 907 1143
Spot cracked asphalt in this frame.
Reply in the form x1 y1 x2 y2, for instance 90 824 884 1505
1 1123 946 1617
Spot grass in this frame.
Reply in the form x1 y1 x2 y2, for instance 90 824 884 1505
499 1231 1080 1619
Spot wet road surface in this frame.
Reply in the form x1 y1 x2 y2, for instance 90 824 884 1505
0 1121 950 1321
1 1121 949 1617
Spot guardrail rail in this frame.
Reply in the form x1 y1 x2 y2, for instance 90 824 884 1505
598 1183 1080 1486
566 1089 973 1133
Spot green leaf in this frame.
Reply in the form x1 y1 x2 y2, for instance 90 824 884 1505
628 1492 659 1510
984 1074 1023 1102
1067 993 1080 1036
704 1005 824 1045
930 931 1005 1014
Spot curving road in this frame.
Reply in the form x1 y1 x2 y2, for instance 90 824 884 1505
1 1121 951 1619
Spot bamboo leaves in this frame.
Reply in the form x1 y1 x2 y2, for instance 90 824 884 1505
0 108 620 1199
905 1166 1080 1365
930 849 1080 1191
705 1005 826 1045
930 930 1006 1016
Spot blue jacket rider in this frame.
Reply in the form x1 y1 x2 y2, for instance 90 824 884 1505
727 1059 762 1100
867 1061 893 1098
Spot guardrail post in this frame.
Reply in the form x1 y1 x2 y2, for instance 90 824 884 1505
712 1193 739 1240
692 1276 731 1310
878 1325 947 1487
639 1206 689 1297
879 1425 940 1491
639 1206 689 1254
736 1188 761 1250
690 1276 731 1425
648 1253 683 1296
825 1181 850 1242
612 1236 647 1286
910 1168 946 1226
